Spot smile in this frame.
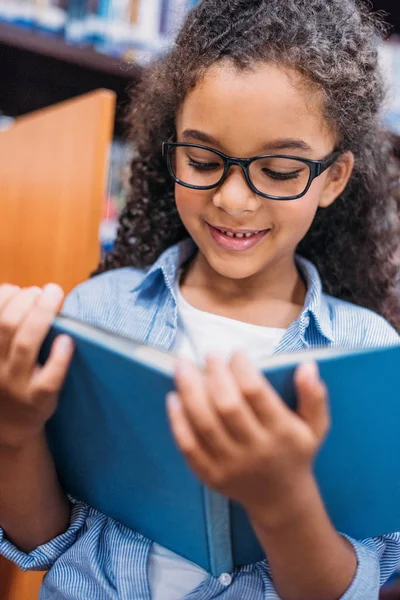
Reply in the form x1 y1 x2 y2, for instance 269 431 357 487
207 223 271 252
218 230 260 239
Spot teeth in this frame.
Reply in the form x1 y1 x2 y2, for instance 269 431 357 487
222 230 259 238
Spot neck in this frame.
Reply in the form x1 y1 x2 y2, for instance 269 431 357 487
180 250 306 328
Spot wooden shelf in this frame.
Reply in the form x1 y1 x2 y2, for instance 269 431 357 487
0 23 142 135
0 23 140 79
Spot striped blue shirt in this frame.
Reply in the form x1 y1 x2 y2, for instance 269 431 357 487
1 238 400 600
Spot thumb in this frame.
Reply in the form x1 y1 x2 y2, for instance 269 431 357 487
295 362 330 443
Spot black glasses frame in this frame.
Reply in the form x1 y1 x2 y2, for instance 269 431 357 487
162 141 341 201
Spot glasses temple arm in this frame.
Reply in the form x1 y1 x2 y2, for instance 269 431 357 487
318 150 341 175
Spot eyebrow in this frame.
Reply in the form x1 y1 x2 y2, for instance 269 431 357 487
181 129 220 146
265 138 313 153
181 129 313 153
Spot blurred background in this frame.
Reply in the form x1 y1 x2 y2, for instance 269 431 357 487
0 0 201 256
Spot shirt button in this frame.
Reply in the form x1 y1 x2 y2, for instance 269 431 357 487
218 573 232 586
303 314 310 327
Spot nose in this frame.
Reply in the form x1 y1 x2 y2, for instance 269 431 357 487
212 166 262 216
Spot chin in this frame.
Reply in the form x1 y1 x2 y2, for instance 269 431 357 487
205 251 264 280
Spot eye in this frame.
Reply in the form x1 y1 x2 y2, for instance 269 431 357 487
187 159 221 171
262 168 302 181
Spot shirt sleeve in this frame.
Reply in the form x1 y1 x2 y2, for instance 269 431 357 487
362 313 400 348
339 533 400 599
0 498 89 572
61 288 82 319
0 287 87 572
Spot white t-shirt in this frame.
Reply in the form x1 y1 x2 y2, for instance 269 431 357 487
148 279 286 600
173 281 286 367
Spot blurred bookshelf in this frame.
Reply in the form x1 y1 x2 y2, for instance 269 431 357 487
0 0 200 258
0 22 138 75
0 22 141 136
0 1 199 133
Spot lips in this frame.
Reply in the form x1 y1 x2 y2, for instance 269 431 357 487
207 223 270 251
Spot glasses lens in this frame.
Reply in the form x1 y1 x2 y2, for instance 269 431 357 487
170 145 224 188
249 157 311 198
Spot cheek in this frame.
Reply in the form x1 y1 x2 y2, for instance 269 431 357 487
273 189 321 240
174 185 209 228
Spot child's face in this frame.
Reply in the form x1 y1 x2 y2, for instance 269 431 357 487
174 61 354 280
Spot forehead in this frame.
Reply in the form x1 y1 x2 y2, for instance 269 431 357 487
176 61 334 155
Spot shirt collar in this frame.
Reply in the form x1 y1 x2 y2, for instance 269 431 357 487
295 255 334 343
130 237 196 295
130 239 334 344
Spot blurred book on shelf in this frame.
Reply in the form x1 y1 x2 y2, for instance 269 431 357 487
0 0 200 63
0 0 67 35
99 138 133 255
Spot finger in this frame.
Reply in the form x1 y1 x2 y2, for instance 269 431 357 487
0 284 21 314
0 286 43 360
167 392 216 482
8 284 65 377
205 355 263 442
31 334 74 406
229 352 291 425
174 358 234 456
295 362 330 442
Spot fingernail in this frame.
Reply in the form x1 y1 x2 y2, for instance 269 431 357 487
43 283 63 302
167 392 180 410
58 335 73 353
301 362 319 382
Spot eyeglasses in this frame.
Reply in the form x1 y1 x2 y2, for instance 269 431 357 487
162 141 341 201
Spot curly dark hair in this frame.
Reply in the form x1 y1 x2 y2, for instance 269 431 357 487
92 0 400 331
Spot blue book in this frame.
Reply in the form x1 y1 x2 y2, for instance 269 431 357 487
40 315 400 576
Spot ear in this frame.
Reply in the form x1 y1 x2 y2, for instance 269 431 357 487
318 152 355 208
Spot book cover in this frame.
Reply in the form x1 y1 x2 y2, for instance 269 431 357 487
41 315 400 575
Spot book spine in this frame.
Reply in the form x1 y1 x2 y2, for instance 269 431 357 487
130 0 141 24
202 486 233 576
65 0 87 43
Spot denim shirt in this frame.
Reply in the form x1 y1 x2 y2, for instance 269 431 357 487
1 238 399 600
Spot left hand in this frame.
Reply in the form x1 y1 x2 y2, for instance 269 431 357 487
167 352 329 519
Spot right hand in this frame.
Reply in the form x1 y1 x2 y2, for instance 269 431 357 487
0 283 75 451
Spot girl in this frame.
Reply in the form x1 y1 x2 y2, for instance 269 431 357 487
1 1 400 599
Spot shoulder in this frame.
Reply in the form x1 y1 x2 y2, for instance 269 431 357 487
323 293 400 348
61 267 148 324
